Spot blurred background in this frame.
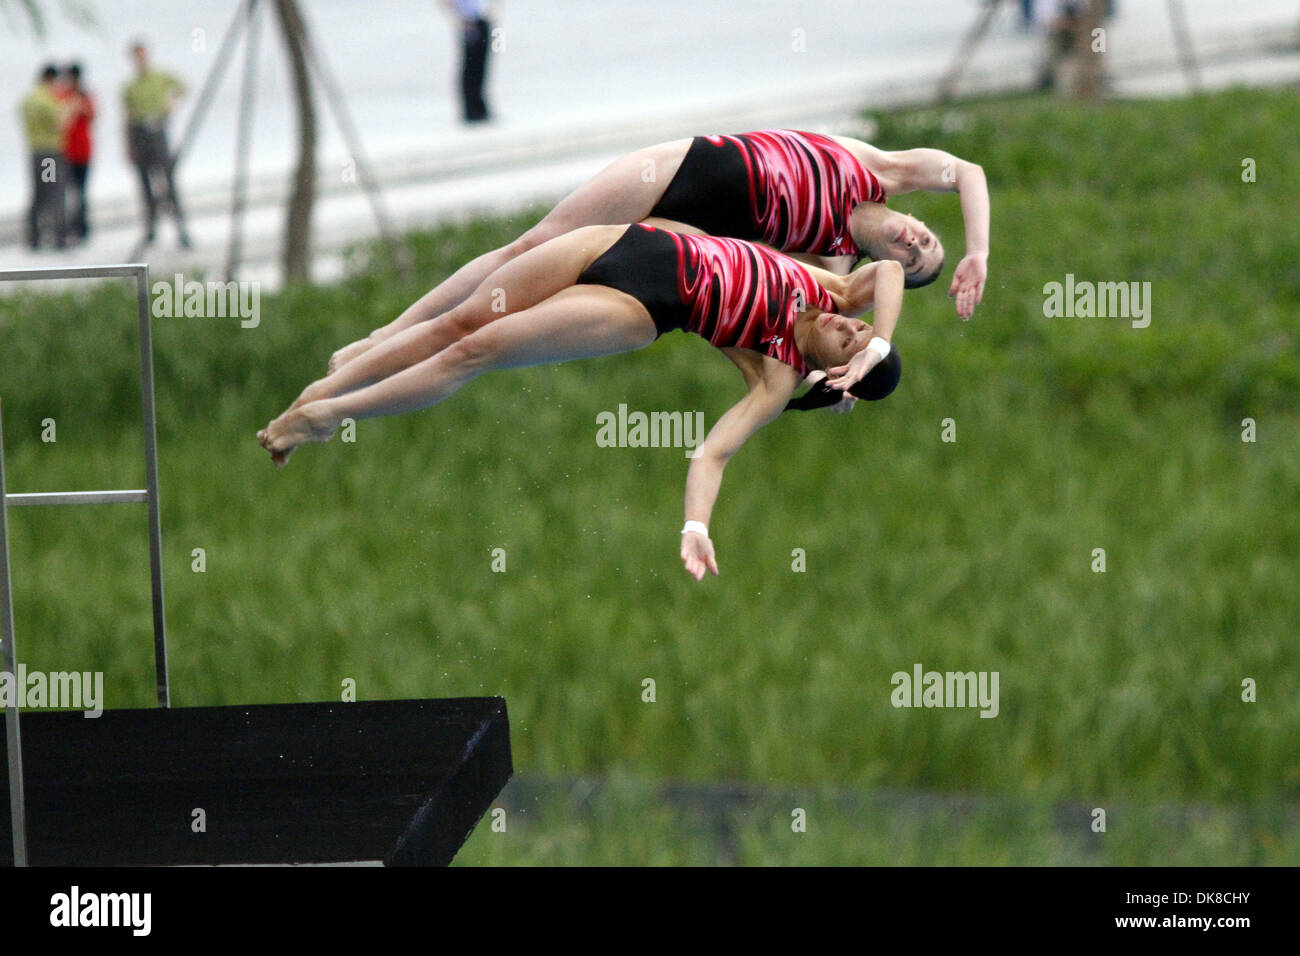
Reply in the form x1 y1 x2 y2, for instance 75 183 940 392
3 0 1299 281
1 1 1297 865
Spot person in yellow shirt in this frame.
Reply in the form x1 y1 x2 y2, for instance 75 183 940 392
122 40 191 248
18 64 68 250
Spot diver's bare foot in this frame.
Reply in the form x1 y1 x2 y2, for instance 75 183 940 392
328 337 376 374
257 401 341 468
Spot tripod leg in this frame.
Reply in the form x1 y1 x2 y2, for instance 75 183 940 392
225 0 263 280
299 7 409 273
173 0 257 168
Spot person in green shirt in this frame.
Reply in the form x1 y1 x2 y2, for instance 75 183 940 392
122 41 191 248
18 63 68 250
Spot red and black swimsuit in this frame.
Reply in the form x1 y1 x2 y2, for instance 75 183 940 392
576 224 835 377
650 129 885 257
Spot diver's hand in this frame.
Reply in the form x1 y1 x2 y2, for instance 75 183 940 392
948 252 987 321
681 531 718 581
826 343 884 392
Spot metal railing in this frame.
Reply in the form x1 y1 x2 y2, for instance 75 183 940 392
1 263 169 867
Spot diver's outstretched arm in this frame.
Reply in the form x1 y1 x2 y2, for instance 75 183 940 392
680 358 800 580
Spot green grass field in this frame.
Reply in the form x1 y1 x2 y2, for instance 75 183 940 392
1 87 1296 864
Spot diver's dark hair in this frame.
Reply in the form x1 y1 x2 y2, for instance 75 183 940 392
785 349 902 411
904 253 944 289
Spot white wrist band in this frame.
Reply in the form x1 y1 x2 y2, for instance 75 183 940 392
681 520 709 538
868 337 891 361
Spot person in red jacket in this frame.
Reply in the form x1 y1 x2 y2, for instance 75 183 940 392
58 63 95 242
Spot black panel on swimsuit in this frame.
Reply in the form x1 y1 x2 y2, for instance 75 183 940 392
650 136 757 241
575 226 693 337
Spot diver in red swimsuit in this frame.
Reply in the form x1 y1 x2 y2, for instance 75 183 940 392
326 128 987 373
259 224 906 579
577 224 838 371
650 130 886 262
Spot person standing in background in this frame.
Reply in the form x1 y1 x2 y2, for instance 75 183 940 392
59 63 95 243
18 64 68 250
122 40 192 248
441 0 495 124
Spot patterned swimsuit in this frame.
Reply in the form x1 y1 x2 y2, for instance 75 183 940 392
575 224 836 377
650 129 885 257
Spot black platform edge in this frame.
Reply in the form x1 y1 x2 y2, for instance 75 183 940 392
1 697 512 867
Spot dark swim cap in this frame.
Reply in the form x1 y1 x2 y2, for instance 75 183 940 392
785 349 901 411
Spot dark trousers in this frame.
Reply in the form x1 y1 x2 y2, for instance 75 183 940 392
67 161 90 240
26 151 67 249
129 124 189 240
460 17 492 122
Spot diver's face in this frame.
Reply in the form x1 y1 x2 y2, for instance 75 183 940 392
884 212 941 280
809 312 873 370
856 208 943 283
